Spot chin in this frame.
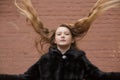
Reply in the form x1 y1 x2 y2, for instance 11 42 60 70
58 44 70 46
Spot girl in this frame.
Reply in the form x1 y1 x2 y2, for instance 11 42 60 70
0 0 120 80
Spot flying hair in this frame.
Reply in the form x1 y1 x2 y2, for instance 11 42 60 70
15 0 120 54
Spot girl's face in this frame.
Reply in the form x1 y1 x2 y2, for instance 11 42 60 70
54 27 74 47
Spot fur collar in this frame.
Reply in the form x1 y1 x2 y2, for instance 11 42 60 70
48 46 85 59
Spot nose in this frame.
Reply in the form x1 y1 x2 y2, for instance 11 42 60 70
61 34 65 38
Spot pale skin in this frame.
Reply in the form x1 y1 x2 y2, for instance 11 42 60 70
54 27 74 54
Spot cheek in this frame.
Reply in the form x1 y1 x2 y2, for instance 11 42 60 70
67 36 73 40
68 37 74 43
54 36 59 43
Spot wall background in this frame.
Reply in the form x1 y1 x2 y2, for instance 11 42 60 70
0 0 120 74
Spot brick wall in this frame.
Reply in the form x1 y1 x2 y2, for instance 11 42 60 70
0 0 120 74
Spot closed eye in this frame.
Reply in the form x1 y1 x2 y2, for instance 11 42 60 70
56 34 61 36
65 33 70 35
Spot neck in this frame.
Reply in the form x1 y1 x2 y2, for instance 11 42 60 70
57 45 71 54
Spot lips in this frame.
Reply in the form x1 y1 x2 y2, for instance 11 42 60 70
60 40 66 41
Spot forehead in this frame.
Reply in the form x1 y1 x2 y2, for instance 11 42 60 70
56 27 71 33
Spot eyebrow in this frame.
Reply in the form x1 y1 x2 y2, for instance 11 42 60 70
56 31 70 33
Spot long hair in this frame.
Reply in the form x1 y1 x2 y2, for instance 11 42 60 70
15 0 120 54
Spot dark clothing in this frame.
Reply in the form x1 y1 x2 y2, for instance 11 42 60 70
0 46 120 80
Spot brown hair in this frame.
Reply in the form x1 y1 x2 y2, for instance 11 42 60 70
15 0 120 54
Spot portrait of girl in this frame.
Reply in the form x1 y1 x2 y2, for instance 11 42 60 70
0 0 120 80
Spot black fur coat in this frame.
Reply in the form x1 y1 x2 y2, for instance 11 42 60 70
0 46 120 80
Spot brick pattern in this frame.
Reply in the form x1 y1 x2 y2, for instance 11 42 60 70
0 0 120 74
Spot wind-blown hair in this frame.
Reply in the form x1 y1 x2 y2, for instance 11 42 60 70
15 0 120 54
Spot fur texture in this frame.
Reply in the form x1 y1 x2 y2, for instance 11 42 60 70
0 47 120 80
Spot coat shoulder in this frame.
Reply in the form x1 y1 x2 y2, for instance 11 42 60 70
74 49 86 57
39 53 51 63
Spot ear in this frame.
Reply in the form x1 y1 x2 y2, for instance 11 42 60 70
54 39 56 44
72 39 74 43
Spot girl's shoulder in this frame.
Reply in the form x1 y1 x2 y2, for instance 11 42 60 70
67 48 86 59
38 53 51 61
